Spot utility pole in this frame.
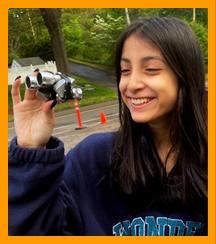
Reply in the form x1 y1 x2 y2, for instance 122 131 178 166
193 8 196 22
125 8 131 25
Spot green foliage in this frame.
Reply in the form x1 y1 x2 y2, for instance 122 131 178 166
158 8 207 26
62 10 126 66
128 8 161 20
19 37 54 61
88 14 125 65
8 8 53 65
62 15 86 59
189 21 208 64
9 8 208 68
61 8 208 67
8 50 20 66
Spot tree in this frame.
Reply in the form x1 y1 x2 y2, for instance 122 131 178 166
9 8 207 68
90 13 125 65
8 8 54 65
40 8 69 74
189 21 208 66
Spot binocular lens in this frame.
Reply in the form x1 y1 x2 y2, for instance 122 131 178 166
25 75 38 89
25 76 31 88
25 71 82 101
37 73 43 86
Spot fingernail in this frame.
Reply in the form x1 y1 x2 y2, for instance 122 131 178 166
51 100 57 108
15 75 21 80
34 68 39 72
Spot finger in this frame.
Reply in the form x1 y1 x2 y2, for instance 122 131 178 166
42 100 55 112
33 68 40 77
24 89 37 100
34 68 40 73
11 77 22 105
51 100 57 108
23 68 39 100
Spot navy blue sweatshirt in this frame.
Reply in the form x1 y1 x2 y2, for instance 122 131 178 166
9 132 207 236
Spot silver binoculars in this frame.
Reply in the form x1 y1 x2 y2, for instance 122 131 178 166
25 71 82 102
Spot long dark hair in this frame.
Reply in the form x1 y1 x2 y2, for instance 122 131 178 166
111 17 207 218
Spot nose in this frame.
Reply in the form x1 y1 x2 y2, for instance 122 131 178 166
127 71 146 92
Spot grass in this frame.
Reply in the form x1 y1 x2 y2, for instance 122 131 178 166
8 75 117 121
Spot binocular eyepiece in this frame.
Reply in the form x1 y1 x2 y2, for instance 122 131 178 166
25 71 82 102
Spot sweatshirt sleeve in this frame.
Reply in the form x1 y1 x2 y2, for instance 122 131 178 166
8 136 83 236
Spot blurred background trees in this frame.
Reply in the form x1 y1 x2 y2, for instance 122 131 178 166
8 8 208 69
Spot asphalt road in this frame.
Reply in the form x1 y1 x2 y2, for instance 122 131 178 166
68 61 116 88
8 100 120 153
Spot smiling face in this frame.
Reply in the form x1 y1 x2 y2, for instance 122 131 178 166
119 34 178 128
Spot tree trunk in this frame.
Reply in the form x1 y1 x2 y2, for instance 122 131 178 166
40 8 69 74
27 9 36 42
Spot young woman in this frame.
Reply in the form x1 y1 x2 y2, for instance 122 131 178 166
9 17 207 236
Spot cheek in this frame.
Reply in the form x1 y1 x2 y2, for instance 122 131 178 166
158 74 178 98
168 79 178 102
159 79 178 107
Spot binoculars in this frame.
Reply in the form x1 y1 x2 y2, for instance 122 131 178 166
25 71 82 102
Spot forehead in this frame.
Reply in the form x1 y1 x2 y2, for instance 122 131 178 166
121 34 163 60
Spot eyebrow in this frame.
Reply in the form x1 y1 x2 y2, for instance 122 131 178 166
120 56 165 64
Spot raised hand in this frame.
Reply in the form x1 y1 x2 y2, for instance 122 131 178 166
11 76 56 148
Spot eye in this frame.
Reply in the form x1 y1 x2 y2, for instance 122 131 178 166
145 68 161 72
145 68 161 74
120 69 131 76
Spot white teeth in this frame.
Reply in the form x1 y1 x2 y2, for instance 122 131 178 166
131 97 153 105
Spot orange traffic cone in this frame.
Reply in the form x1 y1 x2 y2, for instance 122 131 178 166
74 98 84 129
100 112 107 124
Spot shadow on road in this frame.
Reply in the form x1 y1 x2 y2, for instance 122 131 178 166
68 61 116 88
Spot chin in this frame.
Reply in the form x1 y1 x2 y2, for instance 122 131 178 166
130 114 150 124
